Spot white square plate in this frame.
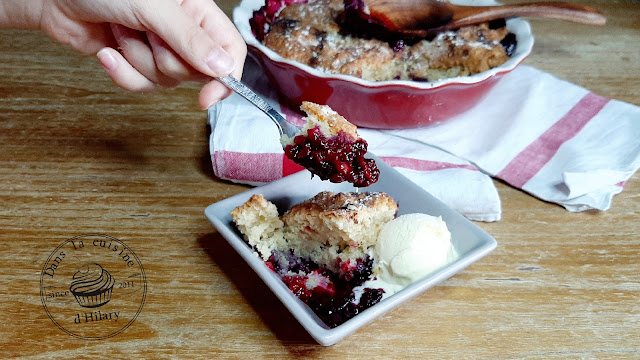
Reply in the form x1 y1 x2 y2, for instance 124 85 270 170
204 155 497 346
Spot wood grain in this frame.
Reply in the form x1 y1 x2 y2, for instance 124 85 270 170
1 0 638 358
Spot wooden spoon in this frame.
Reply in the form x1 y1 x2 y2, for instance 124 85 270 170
351 0 606 37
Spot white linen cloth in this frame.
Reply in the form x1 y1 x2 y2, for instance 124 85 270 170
208 60 640 222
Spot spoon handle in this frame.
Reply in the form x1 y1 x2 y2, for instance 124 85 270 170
449 2 606 28
216 75 300 139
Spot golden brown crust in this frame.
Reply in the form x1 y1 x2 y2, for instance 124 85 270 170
231 191 398 274
284 191 396 217
262 0 510 82
300 102 358 138
231 194 286 261
281 191 398 271
281 101 360 146
231 194 268 219
407 23 510 79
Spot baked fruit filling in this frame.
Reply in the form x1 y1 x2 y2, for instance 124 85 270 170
281 102 379 187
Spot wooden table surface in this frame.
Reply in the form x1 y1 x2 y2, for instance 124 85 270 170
1 0 638 358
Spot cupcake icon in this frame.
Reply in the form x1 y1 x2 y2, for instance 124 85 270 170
70 263 115 308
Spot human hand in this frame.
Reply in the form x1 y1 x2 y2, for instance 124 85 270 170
35 0 247 108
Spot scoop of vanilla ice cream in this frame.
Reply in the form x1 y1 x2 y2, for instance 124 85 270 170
375 213 455 287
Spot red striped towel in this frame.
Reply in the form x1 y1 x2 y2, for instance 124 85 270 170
374 66 639 212
209 63 639 221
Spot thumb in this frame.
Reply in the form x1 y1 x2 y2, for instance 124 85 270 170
131 0 236 76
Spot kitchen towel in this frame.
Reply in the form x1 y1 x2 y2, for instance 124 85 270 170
208 60 640 221
375 65 640 213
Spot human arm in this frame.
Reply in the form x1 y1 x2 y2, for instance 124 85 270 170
0 0 246 109
0 0 42 29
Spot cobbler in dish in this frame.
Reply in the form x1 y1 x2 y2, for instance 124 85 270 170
251 0 517 82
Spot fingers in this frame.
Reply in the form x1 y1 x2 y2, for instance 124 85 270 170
198 59 245 109
96 47 156 92
198 80 233 110
178 0 247 108
146 32 208 82
110 24 180 87
40 18 117 55
193 0 247 71
93 0 248 107
131 0 240 77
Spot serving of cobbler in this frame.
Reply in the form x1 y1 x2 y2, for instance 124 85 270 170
231 191 397 327
281 102 379 187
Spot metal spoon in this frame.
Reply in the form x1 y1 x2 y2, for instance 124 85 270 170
216 75 301 138
349 0 606 38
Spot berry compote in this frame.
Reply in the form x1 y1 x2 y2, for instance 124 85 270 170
284 126 380 187
268 250 385 328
